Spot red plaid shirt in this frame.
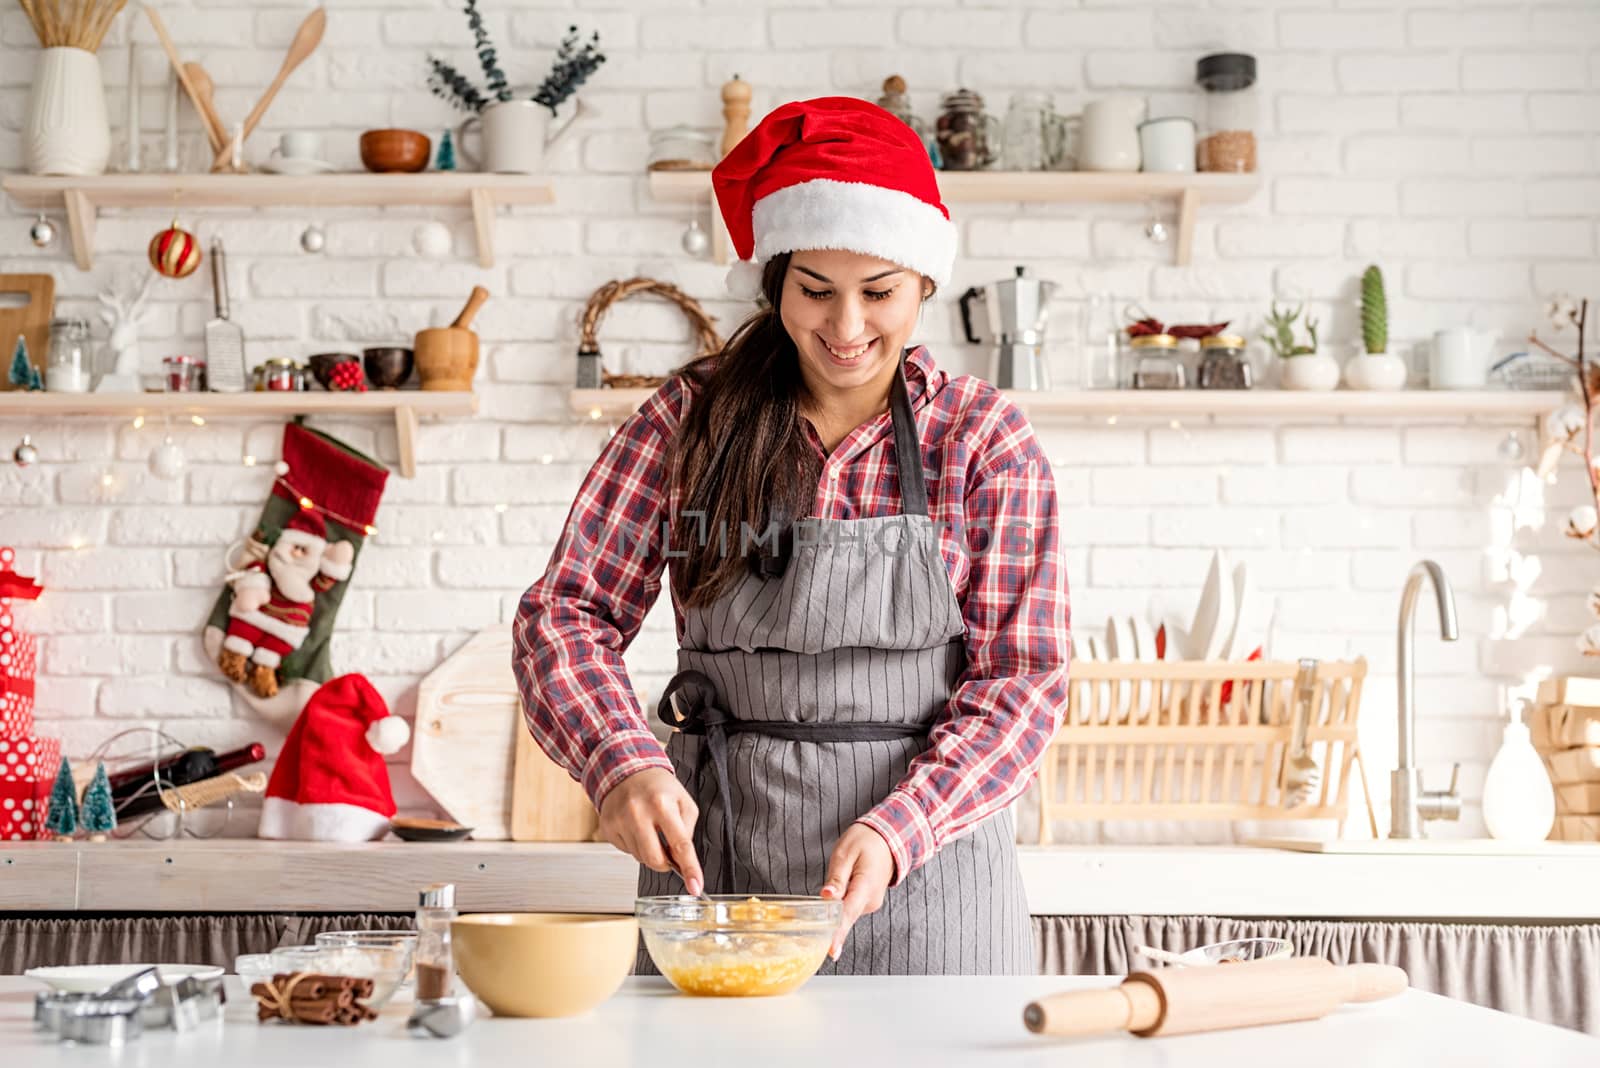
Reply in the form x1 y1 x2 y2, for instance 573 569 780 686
513 345 1070 884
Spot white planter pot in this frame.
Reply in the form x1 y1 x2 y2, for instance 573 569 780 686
1342 351 1408 391
24 47 111 176
1279 354 1340 391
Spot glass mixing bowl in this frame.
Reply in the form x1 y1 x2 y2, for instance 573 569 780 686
267 943 410 1008
636 895 842 997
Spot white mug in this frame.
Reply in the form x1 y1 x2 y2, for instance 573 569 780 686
1079 96 1145 172
1138 116 1196 173
1429 327 1496 390
272 130 323 161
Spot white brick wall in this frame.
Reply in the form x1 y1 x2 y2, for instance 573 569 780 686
2 0 1596 841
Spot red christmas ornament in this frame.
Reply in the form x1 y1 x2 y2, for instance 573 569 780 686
149 223 201 278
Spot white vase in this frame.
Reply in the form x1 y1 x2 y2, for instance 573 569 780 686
1342 351 1408 391
24 47 112 176
1279 354 1340 391
1482 720 1555 843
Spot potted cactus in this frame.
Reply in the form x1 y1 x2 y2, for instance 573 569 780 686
1262 301 1339 390
1343 265 1408 391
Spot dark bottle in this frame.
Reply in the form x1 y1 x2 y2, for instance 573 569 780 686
109 743 266 820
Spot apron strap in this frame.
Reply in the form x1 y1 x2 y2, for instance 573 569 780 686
889 350 929 518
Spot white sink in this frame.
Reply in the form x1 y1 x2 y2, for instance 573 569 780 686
1247 836 1600 855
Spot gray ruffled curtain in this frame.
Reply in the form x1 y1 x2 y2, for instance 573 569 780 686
0 913 415 975
1034 915 1600 1036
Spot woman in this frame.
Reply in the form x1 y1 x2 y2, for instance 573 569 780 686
514 97 1069 974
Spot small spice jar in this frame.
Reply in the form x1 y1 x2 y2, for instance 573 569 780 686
44 317 94 393
1197 334 1253 390
162 354 205 392
647 126 716 172
935 89 1001 171
260 356 304 392
414 882 457 1002
1126 333 1186 390
1196 52 1258 173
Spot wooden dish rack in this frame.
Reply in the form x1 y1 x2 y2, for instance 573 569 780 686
1034 659 1377 840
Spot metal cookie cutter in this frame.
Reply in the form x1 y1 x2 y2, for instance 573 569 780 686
55 998 146 1046
141 973 227 1031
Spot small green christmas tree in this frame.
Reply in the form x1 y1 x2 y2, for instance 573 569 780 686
80 762 116 841
436 130 456 171
45 757 79 840
7 335 41 391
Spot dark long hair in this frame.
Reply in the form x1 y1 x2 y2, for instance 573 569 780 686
668 253 815 608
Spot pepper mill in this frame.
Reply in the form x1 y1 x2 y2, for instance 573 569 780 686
720 75 752 158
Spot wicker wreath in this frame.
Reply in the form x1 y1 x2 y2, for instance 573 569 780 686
579 277 724 389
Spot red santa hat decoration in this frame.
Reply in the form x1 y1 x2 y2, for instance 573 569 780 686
258 673 410 842
712 96 957 300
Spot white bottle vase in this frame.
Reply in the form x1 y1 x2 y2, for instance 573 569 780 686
25 47 112 176
1481 721 1555 843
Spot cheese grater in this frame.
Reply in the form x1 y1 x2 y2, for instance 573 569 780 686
204 238 246 392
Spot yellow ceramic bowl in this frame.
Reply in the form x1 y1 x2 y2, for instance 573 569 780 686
451 913 638 1017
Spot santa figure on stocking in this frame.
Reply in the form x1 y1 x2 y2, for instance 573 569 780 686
219 510 353 699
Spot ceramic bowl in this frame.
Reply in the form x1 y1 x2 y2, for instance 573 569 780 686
636 895 840 997
451 913 637 1017
362 346 414 389
359 129 431 173
307 352 360 390
25 963 224 993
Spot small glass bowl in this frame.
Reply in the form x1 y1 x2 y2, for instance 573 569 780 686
1177 938 1293 966
267 943 410 1008
233 953 277 991
636 895 841 998
314 931 418 986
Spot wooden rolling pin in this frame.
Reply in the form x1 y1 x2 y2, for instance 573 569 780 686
1023 957 1408 1039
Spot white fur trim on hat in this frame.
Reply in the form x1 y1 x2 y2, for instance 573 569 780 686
751 178 957 289
277 528 327 555
257 797 391 842
725 259 764 300
366 715 411 756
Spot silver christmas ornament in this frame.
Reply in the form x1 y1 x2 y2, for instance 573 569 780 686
29 215 56 248
1144 217 1169 244
412 221 452 259
1498 431 1525 462
13 435 38 467
300 223 326 254
681 217 710 257
148 436 186 480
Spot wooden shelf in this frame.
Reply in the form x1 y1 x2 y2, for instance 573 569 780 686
2 173 556 270
0 390 478 478
570 387 1567 424
647 169 1262 266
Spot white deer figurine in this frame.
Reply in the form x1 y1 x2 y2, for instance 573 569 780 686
94 272 154 393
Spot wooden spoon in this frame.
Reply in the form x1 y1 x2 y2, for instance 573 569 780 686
142 4 226 152
209 7 326 170
183 63 227 156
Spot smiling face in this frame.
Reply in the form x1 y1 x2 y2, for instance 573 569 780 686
777 249 931 401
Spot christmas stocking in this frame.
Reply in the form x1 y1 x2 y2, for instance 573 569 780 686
203 423 387 723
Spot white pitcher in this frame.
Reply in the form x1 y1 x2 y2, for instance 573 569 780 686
457 98 583 174
1430 327 1496 390
1079 96 1145 172
24 47 111 176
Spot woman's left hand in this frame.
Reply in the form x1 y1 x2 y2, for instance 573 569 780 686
819 824 895 960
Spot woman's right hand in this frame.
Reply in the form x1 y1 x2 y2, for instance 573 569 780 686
598 768 705 895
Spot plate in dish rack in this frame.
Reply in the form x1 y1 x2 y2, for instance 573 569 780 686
24 963 225 992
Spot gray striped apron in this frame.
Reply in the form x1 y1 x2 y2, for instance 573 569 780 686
637 353 1034 976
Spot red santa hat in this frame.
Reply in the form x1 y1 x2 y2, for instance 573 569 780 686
258 673 411 842
712 96 956 300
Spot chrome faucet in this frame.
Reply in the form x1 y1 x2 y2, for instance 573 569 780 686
1391 560 1462 838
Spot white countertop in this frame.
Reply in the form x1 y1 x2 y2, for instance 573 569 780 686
6 975 1595 1066
6 840 1600 920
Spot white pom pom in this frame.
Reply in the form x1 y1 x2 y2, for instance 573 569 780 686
274 461 290 476
1566 504 1599 541
1581 623 1600 658
725 259 764 301
366 715 411 755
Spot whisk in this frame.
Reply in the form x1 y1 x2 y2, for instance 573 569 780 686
1283 658 1322 806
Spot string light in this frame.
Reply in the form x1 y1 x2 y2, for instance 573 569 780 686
190 415 205 427
588 407 603 421
1106 415 1118 426
131 415 145 429
493 503 508 514
298 496 314 509
242 454 257 467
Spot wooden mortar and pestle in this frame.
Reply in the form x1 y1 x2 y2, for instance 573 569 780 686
415 285 489 391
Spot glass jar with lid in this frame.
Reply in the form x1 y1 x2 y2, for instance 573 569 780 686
1195 52 1257 173
935 89 1001 171
1125 333 1186 390
1001 91 1070 172
647 126 716 172
44 317 95 393
1197 334 1253 389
